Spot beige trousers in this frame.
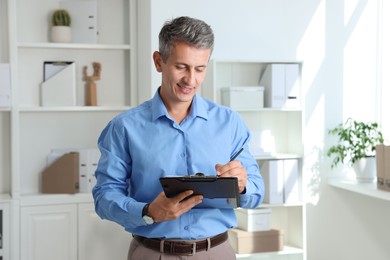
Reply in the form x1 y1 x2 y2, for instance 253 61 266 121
127 237 236 260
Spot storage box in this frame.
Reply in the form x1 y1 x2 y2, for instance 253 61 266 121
228 228 284 254
235 208 272 232
221 86 264 109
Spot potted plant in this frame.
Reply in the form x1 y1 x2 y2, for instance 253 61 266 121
51 9 72 43
327 118 384 182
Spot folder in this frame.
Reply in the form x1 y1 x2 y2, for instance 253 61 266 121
283 159 300 203
47 148 100 193
42 152 80 194
41 62 76 106
260 160 284 204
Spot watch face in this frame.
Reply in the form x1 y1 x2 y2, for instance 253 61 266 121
143 215 154 225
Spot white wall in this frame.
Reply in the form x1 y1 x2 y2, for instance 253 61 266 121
137 0 390 260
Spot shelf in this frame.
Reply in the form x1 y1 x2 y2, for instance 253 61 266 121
328 178 390 201
236 107 302 112
0 194 11 202
236 245 304 258
17 42 131 50
19 106 131 112
260 202 304 208
20 193 93 206
254 153 301 160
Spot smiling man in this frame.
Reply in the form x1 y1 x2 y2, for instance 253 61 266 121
92 16 264 260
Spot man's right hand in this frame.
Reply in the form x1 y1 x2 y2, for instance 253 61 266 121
147 191 203 223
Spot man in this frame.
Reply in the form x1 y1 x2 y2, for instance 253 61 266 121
92 16 264 259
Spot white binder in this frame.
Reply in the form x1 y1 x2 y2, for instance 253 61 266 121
260 63 300 108
0 63 11 107
60 1 98 44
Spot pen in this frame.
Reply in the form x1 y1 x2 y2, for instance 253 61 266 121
230 147 244 162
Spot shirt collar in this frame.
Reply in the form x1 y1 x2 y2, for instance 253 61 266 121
151 87 209 121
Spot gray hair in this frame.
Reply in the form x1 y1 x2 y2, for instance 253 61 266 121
158 16 214 62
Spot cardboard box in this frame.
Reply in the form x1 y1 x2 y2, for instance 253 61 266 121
376 144 385 190
235 208 272 232
228 228 284 254
42 152 80 194
47 148 100 193
221 86 264 109
384 145 390 191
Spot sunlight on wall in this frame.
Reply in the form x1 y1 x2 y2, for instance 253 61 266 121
297 0 325 86
380 0 390 142
304 95 325 206
344 0 360 26
297 1 326 206
343 0 378 121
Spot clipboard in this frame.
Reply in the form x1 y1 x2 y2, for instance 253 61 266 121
160 176 240 208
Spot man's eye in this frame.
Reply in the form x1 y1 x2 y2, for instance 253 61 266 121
196 68 205 73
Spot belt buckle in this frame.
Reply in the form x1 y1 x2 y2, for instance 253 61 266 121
189 242 196 256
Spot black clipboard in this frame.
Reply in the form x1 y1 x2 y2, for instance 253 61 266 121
160 176 240 208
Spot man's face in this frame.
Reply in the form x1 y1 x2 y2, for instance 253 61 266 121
154 42 211 106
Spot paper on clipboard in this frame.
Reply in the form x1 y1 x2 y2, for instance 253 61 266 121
44 61 74 81
41 61 76 106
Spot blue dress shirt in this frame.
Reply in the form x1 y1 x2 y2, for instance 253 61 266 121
92 88 264 239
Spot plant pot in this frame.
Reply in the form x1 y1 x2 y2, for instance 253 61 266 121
51 26 71 43
352 157 376 183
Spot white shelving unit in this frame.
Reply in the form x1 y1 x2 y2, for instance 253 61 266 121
0 0 11 198
203 60 306 260
6 0 137 259
0 195 11 260
8 0 137 198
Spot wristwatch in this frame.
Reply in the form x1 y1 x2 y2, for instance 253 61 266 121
142 204 155 225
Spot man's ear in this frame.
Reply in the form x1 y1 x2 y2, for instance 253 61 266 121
153 51 163 72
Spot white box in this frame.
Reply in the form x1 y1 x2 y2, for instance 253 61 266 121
235 208 272 232
221 86 264 109
228 228 284 254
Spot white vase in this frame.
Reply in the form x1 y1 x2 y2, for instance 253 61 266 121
51 26 71 43
352 157 376 183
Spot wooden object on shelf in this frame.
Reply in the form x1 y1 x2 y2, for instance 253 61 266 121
83 62 101 106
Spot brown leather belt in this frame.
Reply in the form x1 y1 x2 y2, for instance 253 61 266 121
133 231 228 255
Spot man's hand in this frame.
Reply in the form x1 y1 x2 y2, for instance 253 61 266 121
147 191 203 223
215 160 247 193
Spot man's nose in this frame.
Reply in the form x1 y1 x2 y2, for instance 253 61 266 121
183 69 196 86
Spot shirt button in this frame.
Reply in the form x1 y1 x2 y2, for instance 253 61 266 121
184 226 189 230
181 153 186 158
